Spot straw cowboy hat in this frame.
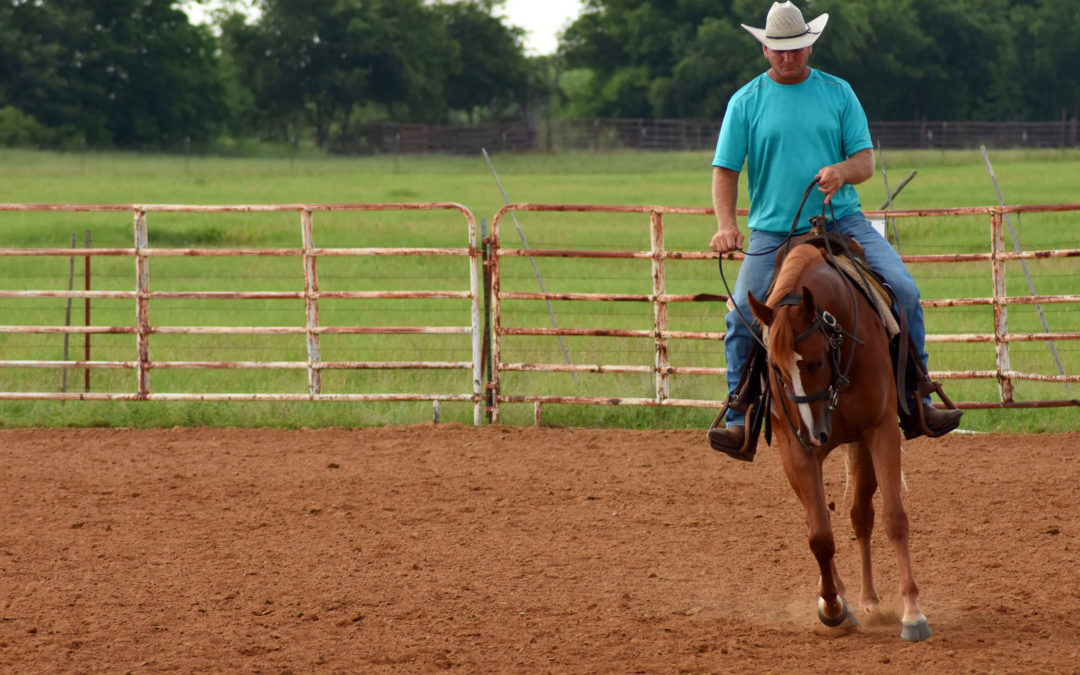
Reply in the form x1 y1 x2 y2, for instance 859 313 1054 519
741 1 829 51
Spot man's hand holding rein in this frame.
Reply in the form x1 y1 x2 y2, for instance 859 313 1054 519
816 148 875 203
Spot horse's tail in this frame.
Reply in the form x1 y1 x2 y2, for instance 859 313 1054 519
842 449 851 504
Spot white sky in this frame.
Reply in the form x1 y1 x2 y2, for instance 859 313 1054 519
181 1 585 56
500 0 584 55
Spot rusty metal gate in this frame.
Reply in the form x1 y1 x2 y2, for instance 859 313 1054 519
487 203 1080 423
0 202 485 425
2 201 1078 427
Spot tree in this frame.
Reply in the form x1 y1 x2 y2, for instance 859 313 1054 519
1011 0 1080 119
559 0 778 118
223 0 458 147
0 0 225 146
434 0 530 122
657 15 761 118
556 0 1078 123
811 0 1023 121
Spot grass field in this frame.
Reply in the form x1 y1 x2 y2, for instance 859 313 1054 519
0 147 1077 432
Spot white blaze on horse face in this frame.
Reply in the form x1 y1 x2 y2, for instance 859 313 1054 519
789 353 817 439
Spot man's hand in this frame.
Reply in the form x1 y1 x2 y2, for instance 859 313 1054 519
815 148 875 203
815 164 844 203
709 223 744 253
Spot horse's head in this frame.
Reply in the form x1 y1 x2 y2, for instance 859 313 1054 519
750 284 842 448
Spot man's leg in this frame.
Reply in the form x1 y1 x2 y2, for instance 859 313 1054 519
833 213 962 436
833 213 927 368
712 231 785 454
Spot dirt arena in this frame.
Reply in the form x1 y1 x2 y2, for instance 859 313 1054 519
1 425 1077 673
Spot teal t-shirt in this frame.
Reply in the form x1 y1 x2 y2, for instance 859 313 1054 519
713 69 873 234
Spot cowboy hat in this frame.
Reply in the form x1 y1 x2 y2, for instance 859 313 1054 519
741 1 828 51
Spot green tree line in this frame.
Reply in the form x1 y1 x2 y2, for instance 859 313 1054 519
1 0 1077 151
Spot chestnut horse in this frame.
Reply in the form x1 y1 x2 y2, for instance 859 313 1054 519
747 242 931 642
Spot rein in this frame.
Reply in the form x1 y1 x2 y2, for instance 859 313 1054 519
717 177 821 350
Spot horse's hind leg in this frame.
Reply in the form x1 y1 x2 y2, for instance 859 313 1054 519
868 423 931 641
848 441 881 614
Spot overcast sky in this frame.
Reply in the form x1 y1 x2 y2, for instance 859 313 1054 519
500 0 583 55
182 0 584 56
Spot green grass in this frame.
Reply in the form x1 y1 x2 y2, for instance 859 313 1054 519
1 147 1077 431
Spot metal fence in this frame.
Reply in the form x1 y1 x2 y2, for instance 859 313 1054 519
1 201 1078 426
487 202 1080 423
0 202 486 425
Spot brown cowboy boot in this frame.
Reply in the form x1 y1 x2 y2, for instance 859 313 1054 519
920 402 963 438
708 344 769 462
708 425 755 462
896 336 963 440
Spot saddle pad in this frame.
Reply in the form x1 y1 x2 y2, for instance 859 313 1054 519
831 256 900 339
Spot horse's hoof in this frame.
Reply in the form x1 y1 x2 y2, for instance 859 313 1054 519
817 596 853 628
901 618 932 642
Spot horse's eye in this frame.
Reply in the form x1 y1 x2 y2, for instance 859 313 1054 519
806 359 825 375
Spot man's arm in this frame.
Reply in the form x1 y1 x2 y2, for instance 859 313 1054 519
710 166 743 253
815 147 874 203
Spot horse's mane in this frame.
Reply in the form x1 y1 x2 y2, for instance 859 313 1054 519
766 245 826 378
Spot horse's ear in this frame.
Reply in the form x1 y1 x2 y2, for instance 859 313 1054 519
748 291 773 326
799 285 816 316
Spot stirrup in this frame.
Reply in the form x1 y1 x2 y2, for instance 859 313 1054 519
902 380 961 440
707 401 759 462
905 399 962 440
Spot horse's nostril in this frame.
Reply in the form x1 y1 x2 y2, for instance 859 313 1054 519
816 431 829 445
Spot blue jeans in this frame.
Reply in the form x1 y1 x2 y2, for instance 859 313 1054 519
723 212 928 426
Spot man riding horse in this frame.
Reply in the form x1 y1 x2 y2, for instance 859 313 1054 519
708 1 962 460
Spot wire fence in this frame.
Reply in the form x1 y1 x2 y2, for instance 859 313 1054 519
358 118 1080 155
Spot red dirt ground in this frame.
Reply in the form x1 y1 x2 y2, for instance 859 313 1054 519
1 425 1077 673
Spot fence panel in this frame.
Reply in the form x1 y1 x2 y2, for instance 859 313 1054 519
0 203 485 424
487 203 1080 423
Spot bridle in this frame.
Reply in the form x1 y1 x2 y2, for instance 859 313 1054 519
770 292 864 452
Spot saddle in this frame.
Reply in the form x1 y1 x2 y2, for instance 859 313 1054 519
708 231 957 457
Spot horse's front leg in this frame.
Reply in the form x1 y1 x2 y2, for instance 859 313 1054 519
780 446 855 628
867 423 931 641
848 441 881 614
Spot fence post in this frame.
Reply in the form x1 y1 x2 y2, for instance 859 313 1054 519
301 209 322 397
84 229 91 391
990 210 1014 404
490 211 503 423
62 233 75 393
134 211 150 399
981 146 1069 392
469 211 483 426
480 217 494 424
650 211 670 403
